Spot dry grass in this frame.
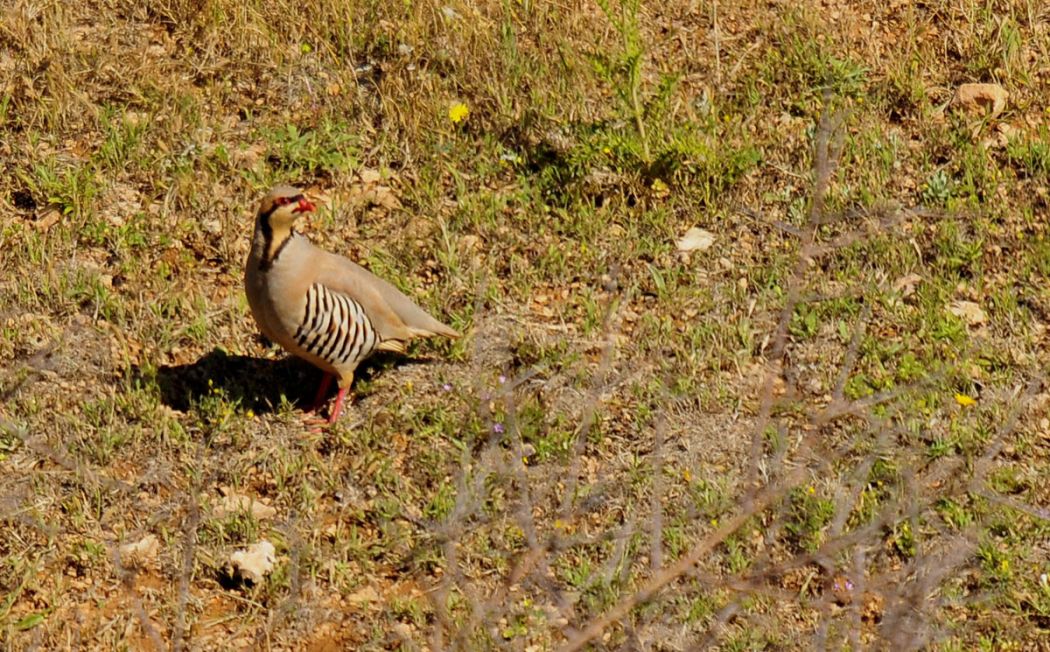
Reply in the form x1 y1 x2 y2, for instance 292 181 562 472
2 0 1050 650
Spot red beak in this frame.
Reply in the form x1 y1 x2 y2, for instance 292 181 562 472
293 197 316 213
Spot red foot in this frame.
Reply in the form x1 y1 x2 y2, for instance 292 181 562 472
328 387 350 423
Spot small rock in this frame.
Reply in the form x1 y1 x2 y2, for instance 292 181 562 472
892 273 923 297
458 234 481 251
981 122 1019 149
996 122 1018 140
203 218 222 235
229 541 275 584
676 227 715 253
365 186 401 211
948 300 986 326
214 491 277 520
358 168 382 185
954 83 1008 118
345 584 381 606
119 534 159 568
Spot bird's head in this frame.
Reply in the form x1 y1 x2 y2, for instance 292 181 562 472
258 184 316 231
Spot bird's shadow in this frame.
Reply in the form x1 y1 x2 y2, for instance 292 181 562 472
143 348 419 415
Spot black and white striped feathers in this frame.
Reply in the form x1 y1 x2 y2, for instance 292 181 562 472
293 283 379 370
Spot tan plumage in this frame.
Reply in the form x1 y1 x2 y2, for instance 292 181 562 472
244 185 459 422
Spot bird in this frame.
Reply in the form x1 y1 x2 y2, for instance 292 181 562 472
244 184 459 423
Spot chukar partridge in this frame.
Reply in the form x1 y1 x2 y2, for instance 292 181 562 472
244 185 459 423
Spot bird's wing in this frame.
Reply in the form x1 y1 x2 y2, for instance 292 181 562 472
314 250 459 342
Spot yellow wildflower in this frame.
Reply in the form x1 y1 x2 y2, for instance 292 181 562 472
651 178 670 198
954 393 976 407
448 102 470 124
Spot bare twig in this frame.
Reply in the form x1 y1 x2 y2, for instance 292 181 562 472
171 474 202 652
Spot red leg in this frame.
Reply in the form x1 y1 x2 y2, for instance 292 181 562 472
308 372 334 412
327 386 350 423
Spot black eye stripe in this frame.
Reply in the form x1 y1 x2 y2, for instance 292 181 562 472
272 194 303 208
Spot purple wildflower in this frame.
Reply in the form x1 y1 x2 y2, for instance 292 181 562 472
493 423 505 434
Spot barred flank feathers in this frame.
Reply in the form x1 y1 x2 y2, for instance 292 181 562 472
293 284 378 369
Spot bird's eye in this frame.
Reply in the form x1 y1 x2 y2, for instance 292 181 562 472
276 197 290 206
